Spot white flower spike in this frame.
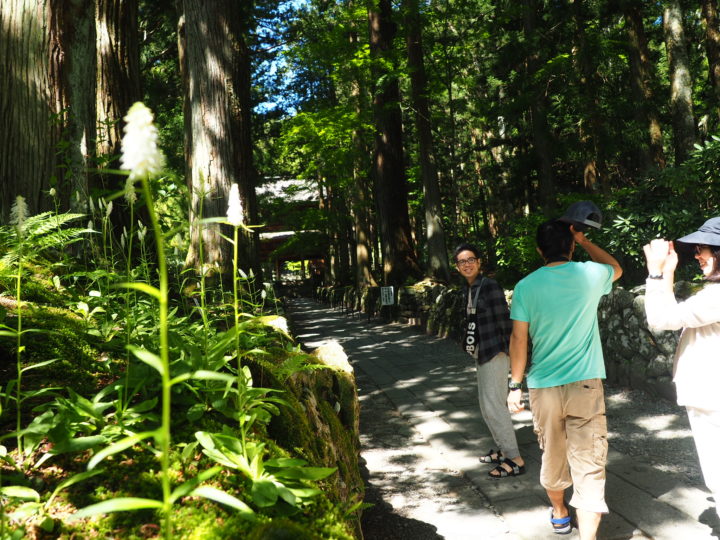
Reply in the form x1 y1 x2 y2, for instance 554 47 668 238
120 102 165 180
124 176 137 204
226 183 244 227
10 195 28 235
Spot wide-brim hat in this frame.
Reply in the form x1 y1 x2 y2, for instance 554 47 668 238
676 217 720 247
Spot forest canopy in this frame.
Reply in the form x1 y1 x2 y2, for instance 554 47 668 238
2 0 720 288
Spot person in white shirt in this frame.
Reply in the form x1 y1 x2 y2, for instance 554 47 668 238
643 216 720 521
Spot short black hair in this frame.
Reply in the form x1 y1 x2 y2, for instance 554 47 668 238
453 242 480 262
536 219 573 260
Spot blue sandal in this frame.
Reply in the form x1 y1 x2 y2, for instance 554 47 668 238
549 508 572 535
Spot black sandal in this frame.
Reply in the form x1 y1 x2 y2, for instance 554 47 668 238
479 449 504 464
488 457 526 478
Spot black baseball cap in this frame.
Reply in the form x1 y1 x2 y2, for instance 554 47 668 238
558 200 602 231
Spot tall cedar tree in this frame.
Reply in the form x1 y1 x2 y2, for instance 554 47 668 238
404 0 450 283
0 0 95 219
180 1 260 279
663 0 696 164
367 0 422 287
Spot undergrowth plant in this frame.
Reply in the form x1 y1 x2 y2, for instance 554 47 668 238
0 200 86 464
0 103 343 539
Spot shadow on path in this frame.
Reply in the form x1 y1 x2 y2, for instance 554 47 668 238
287 297 718 540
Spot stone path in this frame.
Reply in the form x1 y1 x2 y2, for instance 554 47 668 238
287 298 719 540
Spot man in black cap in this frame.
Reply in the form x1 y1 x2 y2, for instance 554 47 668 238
507 219 622 539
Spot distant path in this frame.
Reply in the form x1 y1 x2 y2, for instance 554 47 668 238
287 298 719 540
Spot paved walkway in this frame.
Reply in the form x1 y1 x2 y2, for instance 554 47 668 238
287 298 719 540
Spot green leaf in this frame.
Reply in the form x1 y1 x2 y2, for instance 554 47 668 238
181 441 199 462
50 435 106 455
0 486 40 501
191 486 255 517
251 479 278 507
273 466 336 481
168 466 222 504
87 430 156 470
113 282 161 300
47 470 105 506
276 485 298 506
264 457 307 468
73 497 163 519
20 358 59 373
190 370 237 383
126 398 158 414
127 346 165 376
186 403 206 422
287 487 322 499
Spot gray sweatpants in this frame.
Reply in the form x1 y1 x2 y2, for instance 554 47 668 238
476 351 521 459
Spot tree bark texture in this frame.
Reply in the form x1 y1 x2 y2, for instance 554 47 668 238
368 0 421 287
0 0 95 220
95 0 140 177
623 2 666 169
571 0 607 191
404 0 450 283
348 14 377 288
182 0 259 278
523 0 555 213
701 0 720 113
663 0 696 165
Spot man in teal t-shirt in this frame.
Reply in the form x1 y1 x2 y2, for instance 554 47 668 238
507 220 622 540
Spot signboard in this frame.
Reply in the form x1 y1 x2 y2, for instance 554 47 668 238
380 286 395 306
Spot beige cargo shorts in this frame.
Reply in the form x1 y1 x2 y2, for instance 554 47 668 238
529 378 609 513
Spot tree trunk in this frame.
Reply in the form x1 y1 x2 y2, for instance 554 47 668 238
181 1 259 278
623 2 666 169
348 16 377 288
404 0 450 283
701 0 720 115
0 0 95 220
522 0 555 212
571 0 607 191
95 0 141 187
368 0 422 287
663 0 696 165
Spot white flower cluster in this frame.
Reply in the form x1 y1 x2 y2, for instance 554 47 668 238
10 195 28 234
226 183 244 227
120 102 165 180
124 176 137 204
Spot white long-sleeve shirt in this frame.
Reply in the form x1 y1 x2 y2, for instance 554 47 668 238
644 279 720 411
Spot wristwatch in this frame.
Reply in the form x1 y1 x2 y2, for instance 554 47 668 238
648 274 663 280
508 381 522 391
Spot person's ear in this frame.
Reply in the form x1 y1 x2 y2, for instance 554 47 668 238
536 247 544 259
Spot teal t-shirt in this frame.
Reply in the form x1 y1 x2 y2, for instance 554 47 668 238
510 261 614 388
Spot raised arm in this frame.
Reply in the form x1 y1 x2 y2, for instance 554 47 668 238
572 226 623 281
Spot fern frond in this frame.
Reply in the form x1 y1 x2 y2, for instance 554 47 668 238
24 212 85 238
32 228 87 251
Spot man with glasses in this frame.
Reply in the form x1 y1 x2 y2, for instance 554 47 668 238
507 221 622 538
454 243 525 479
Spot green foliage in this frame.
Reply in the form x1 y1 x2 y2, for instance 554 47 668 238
0 197 358 539
592 135 720 283
0 212 87 277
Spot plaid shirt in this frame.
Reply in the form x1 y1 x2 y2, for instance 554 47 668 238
464 275 512 364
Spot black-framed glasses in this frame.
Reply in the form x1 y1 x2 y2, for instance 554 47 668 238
456 257 479 266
